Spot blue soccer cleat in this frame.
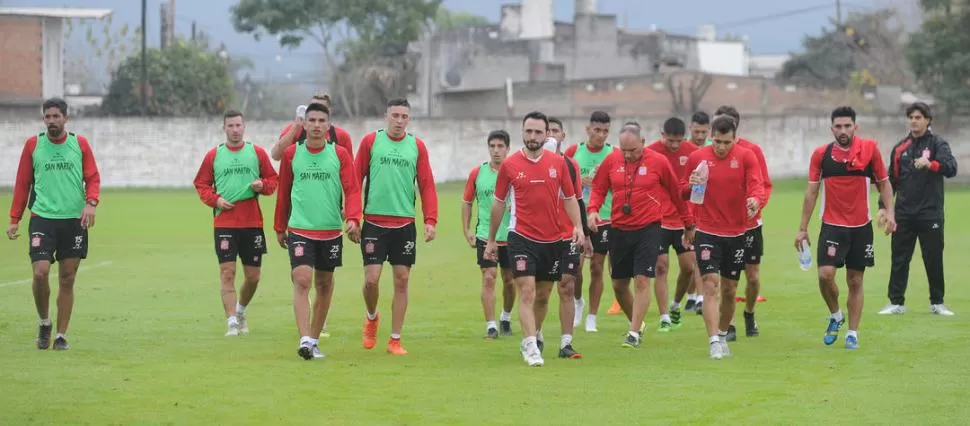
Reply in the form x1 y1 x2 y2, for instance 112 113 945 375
823 318 844 345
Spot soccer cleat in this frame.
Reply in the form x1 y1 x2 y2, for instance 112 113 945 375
709 341 723 360
878 304 906 315
52 336 69 351
684 299 697 313
297 342 313 360
386 338 408 356
823 318 844 345
573 298 585 328
36 324 52 350
695 300 704 315
670 307 683 328
719 338 732 357
236 312 249 334
657 320 673 333
485 327 499 340
558 344 582 359
607 300 622 315
536 336 544 353
725 325 737 342
743 311 759 337
499 320 513 336
312 344 326 359
225 318 240 337
930 304 955 316
362 313 379 349
621 332 641 348
584 315 598 332
520 342 544 367
844 335 859 350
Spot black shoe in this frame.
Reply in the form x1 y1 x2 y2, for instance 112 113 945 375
744 311 759 337
558 344 582 359
726 325 738 342
297 344 313 360
695 301 704 315
499 320 512 336
37 324 52 350
671 307 682 327
485 327 499 340
684 299 697 312
52 336 69 351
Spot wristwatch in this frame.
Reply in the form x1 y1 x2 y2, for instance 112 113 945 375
87 199 99 207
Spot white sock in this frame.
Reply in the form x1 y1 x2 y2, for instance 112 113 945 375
390 333 401 340
687 294 697 301
709 335 719 344
670 302 681 310
697 295 705 303
236 303 246 314
586 314 597 321
831 310 844 323
56 333 66 340
309 338 318 346
661 314 671 322
367 311 377 320
718 330 728 341
560 334 572 349
300 336 312 345
39 318 51 326
486 321 497 331
500 311 512 321
536 329 544 342
847 330 858 338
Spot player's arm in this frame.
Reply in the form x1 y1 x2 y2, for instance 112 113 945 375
271 122 301 161
752 145 772 206
273 145 296 236
488 164 511 243
879 143 899 210
743 151 765 208
929 136 958 178
870 149 897 233
461 168 479 242
255 147 279 195
355 133 375 187
798 148 825 233
336 128 355 162
192 149 220 208
415 138 439 226
679 154 698 200
337 147 363 225
563 144 578 158
558 159 583 234
8 137 37 225
569 159 591 235
76 136 101 205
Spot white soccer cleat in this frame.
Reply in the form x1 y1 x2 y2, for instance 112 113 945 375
719 339 732 357
312 345 326 359
709 341 723 360
236 312 249 334
930 304 955 316
584 315 598 332
573 298 585 328
225 318 240 337
878 304 906 315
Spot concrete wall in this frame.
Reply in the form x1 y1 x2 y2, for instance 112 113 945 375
1 116 966 188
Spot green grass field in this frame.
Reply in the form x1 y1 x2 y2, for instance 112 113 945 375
1 179 969 425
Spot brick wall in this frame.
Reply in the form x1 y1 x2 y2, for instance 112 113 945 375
0 16 43 101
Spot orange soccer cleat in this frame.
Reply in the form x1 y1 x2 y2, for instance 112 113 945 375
362 313 379 349
386 338 408 356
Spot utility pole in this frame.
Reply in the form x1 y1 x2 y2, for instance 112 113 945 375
836 0 842 26
140 0 148 115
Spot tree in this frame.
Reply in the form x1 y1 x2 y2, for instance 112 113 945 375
667 72 713 115
101 41 235 116
778 8 912 90
229 0 442 117
906 0 970 116
433 8 490 31
63 15 141 93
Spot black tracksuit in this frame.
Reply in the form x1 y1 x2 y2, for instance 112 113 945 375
880 130 958 305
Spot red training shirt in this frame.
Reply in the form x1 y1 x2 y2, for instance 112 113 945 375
493 149 577 243
647 140 698 229
355 131 438 228
279 123 354 161
736 138 773 229
10 133 101 224
193 143 279 228
589 149 691 231
559 155 583 240
681 145 764 237
274 142 362 240
808 137 888 228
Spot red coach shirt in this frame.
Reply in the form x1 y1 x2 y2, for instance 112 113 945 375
808 137 888 228
494 149 577 243
737 138 773 229
589 150 691 231
648 140 697 229
559 155 583 240
682 145 764 237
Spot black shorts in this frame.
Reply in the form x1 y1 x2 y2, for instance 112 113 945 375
659 227 691 255
590 224 611 255
817 222 875 271
28 217 88 263
609 223 662 280
743 226 764 265
694 231 745 281
214 227 267 267
476 238 511 269
507 232 563 282
361 222 417 267
559 239 582 277
287 233 343 272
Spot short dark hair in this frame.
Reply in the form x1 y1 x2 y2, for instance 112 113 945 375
711 115 737 136
905 102 932 120
662 117 686 136
690 111 710 125
589 111 611 124
522 111 549 130
548 116 564 130
306 102 331 117
42 98 68 116
830 106 856 123
714 105 740 125
487 129 511 147
387 98 410 108
223 109 243 122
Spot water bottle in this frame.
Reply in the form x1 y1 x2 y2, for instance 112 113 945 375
798 240 812 271
296 104 308 120
689 161 709 204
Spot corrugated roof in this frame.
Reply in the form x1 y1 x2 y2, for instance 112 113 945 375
0 7 113 19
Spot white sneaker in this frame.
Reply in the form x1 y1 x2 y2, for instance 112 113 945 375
878 304 906 315
584 315 598 332
930 304 955 316
709 341 723 360
520 341 544 367
719 338 732 357
311 345 326 359
236 312 249 333
225 317 240 336
573 298 585 328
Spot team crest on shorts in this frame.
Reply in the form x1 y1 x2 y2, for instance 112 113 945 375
220 239 230 250
548 168 557 178
31 236 41 247
516 259 527 271
365 242 375 254
700 248 711 261
827 245 837 257
294 245 304 257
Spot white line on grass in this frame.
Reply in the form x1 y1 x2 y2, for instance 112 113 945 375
0 261 114 288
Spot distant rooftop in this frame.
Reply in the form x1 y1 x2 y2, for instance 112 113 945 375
0 7 113 19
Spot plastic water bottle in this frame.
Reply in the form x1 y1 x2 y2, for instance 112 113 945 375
296 105 308 119
798 240 813 271
689 161 709 204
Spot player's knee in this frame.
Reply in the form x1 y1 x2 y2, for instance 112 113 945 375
219 264 236 281
557 278 575 299
58 269 78 287
590 260 605 276
32 262 51 282
314 274 334 291
243 270 260 285
634 275 650 290
817 266 836 282
292 269 313 290
846 271 865 290
656 257 669 276
482 268 498 286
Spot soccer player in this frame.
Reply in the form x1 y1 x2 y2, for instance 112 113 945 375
462 130 516 338
683 115 764 360
356 98 438 356
879 102 957 316
795 106 896 350
714 105 773 340
193 110 279 336
647 117 701 330
275 102 361 360
589 123 692 348
7 98 101 351
689 111 713 148
563 111 619 331
484 111 584 367
271 92 354 162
